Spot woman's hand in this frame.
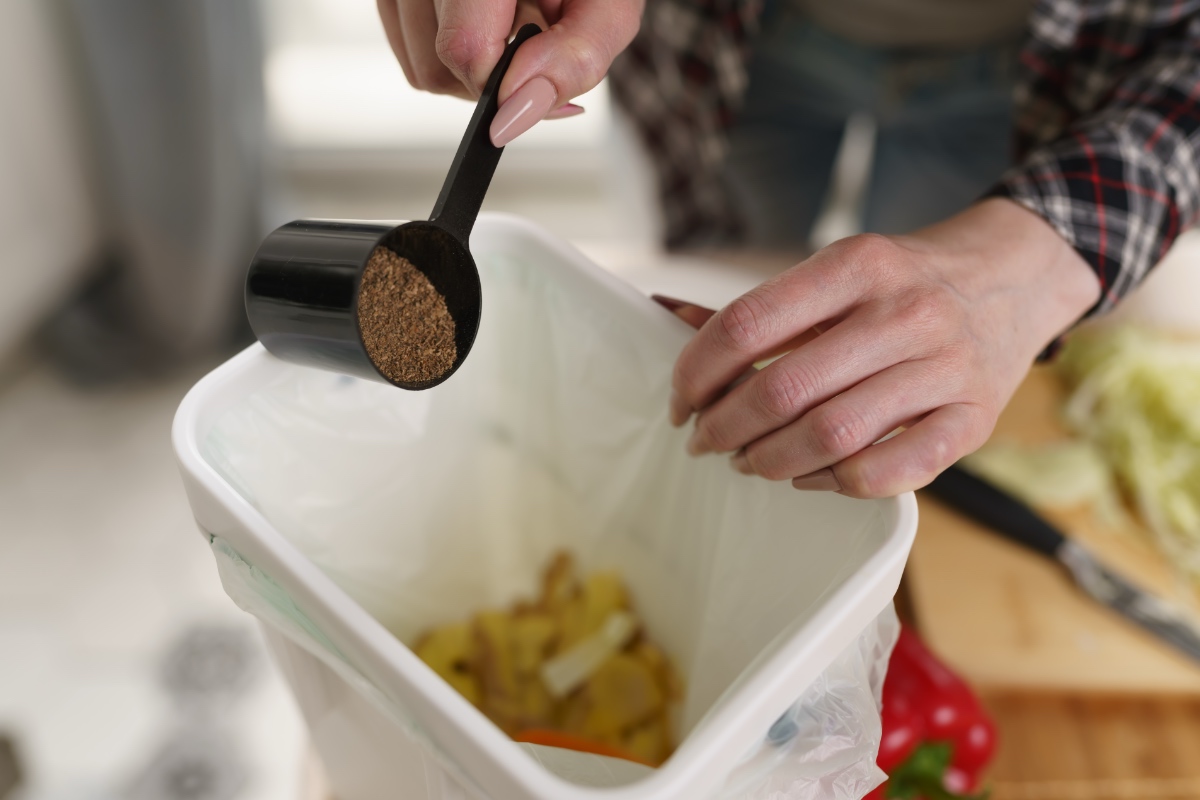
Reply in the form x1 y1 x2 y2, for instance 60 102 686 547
376 0 642 145
669 198 1102 498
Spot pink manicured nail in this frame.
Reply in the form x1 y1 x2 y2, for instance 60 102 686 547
669 389 693 427
651 294 687 312
490 76 558 146
686 427 711 456
792 468 842 492
545 103 585 120
731 450 753 475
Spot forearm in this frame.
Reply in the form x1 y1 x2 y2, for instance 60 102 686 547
992 4 1200 316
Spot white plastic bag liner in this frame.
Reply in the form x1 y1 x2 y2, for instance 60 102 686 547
173 214 917 800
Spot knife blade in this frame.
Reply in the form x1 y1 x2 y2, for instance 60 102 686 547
924 464 1200 664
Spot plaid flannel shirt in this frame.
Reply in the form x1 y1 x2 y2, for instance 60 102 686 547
608 0 1200 315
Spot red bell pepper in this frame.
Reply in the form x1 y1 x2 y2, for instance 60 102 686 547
865 625 997 799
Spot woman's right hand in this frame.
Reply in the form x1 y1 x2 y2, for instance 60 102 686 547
376 0 643 145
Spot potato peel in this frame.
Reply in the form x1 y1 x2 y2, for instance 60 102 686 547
412 552 682 765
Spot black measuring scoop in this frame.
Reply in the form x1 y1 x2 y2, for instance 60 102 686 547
245 24 542 390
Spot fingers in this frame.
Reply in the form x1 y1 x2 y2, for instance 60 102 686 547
434 0 517 95
400 0 472 97
816 403 992 498
378 0 418 83
511 0 550 33
381 0 630 134
538 0 565 19
490 0 643 145
729 359 961 482
381 0 630 114
652 294 758 425
671 240 888 426
686 305 919 457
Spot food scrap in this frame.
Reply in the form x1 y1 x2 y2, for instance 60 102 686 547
960 439 1130 531
412 553 682 766
1058 327 1200 577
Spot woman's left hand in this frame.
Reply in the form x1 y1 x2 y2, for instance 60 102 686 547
666 198 1101 498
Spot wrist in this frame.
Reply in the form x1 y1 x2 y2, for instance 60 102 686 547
904 198 1101 358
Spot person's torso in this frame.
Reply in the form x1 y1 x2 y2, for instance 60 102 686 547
792 0 1035 48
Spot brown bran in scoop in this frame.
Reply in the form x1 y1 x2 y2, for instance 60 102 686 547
357 247 457 384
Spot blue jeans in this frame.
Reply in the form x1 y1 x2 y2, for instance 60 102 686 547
724 6 1018 246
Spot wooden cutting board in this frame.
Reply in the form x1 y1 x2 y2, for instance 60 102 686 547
982 692 1200 799
906 367 1200 693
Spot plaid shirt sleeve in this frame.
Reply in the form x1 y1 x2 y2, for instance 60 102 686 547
990 0 1200 315
608 0 763 248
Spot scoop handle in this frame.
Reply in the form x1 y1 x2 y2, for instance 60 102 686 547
429 23 542 242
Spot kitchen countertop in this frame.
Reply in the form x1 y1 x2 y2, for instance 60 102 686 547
907 367 1200 694
982 692 1200 800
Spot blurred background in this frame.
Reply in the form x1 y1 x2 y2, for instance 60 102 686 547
1 0 1198 799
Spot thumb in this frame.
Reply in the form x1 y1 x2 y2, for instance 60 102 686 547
489 0 642 146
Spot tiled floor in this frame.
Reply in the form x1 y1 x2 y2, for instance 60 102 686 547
0 353 305 800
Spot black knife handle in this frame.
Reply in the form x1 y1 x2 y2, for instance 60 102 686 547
924 465 1067 558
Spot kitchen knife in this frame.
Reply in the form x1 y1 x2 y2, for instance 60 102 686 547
924 464 1200 665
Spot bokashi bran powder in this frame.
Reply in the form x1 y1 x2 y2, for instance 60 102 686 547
357 246 457 384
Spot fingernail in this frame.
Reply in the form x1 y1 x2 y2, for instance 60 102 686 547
668 390 692 427
686 427 711 456
791 468 842 492
731 450 753 475
651 294 687 312
490 76 558 146
545 103 585 120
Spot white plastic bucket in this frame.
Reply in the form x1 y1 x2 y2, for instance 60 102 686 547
172 214 917 800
